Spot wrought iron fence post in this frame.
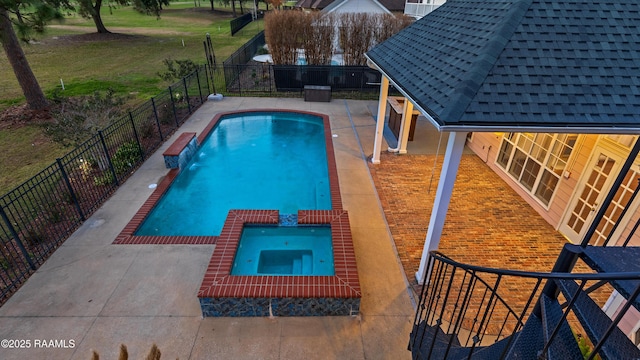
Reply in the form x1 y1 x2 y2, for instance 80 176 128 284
168 87 180 127
128 112 145 159
150 98 164 141
182 77 192 114
98 130 120 187
56 158 85 221
269 64 273 94
196 67 204 103
0 206 36 270
204 63 212 95
237 65 242 96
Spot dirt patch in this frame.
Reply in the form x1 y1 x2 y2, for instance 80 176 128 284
45 26 190 41
0 104 54 131
43 31 147 44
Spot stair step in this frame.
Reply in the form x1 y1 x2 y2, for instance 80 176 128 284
580 246 640 311
462 335 513 360
555 278 640 359
410 321 463 359
505 313 544 360
539 293 582 359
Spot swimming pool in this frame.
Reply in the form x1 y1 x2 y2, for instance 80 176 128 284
135 112 331 236
115 109 360 317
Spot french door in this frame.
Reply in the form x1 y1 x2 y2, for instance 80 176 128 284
560 144 640 245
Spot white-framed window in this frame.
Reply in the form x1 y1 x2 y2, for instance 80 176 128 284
496 133 578 206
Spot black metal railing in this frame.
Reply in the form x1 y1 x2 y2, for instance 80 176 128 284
0 65 211 306
410 250 640 359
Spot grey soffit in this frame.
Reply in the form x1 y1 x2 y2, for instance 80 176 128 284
366 0 640 133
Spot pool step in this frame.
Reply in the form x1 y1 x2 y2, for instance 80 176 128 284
291 254 313 275
302 253 313 274
293 258 302 274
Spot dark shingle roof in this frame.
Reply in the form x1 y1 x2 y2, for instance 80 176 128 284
365 0 640 133
379 0 405 11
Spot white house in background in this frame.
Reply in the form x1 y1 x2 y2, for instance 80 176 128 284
403 0 446 18
296 0 405 13
321 0 392 14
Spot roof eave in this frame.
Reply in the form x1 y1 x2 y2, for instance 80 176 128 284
439 125 640 135
366 57 640 136
365 56 445 130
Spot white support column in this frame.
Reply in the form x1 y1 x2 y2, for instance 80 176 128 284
398 99 414 154
415 131 468 283
371 76 389 164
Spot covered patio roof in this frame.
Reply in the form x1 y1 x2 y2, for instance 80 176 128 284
365 0 640 134
364 0 640 283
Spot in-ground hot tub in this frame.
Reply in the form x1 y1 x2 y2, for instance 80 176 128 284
198 209 360 317
231 225 334 276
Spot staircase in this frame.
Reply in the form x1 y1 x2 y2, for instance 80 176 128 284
409 246 640 359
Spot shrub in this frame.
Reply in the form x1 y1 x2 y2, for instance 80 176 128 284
301 13 335 65
24 227 46 247
93 172 115 186
112 142 143 175
264 11 305 65
158 58 200 82
45 89 128 147
264 12 413 66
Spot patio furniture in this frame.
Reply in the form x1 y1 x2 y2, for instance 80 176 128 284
387 96 419 141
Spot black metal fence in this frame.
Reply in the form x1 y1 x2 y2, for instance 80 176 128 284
0 65 211 305
223 31 266 68
230 13 254 36
223 63 385 98
218 29 390 98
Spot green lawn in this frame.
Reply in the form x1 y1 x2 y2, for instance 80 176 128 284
0 4 263 194
0 125 70 194
0 4 263 108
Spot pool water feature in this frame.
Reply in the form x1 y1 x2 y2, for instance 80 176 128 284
232 226 334 276
116 110 360 317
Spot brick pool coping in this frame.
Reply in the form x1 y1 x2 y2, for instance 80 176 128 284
198 209 361 316
114 109 342 245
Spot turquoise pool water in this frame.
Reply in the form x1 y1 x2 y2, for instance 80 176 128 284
231 226 334 276
136 112 331 236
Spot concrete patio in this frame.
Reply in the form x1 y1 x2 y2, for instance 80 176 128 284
0 97 415 359
0 94 576 359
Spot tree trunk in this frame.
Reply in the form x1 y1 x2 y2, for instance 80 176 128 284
231 0 237 17
239 0 244 14
210 0 214 10
92 0 110 33
0 8 48 110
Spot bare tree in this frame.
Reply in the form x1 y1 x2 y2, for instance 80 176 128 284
301 13 335 65
264 10 305 64
339 13 375 66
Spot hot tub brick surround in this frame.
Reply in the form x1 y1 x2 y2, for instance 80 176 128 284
198 209 361 317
